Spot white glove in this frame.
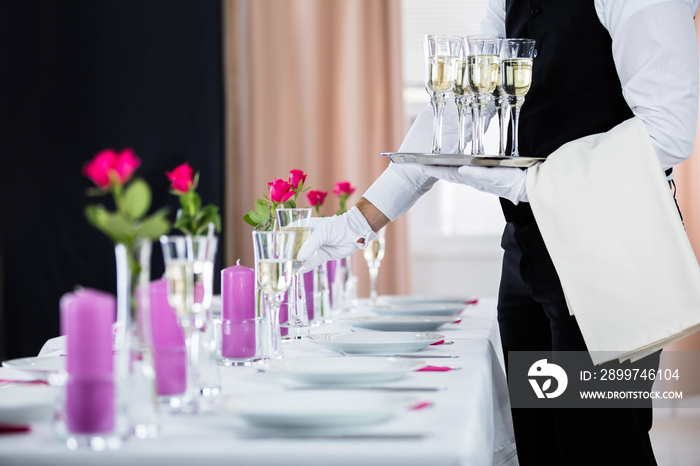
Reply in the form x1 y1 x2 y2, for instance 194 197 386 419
421 164 529 204
297 206 377 273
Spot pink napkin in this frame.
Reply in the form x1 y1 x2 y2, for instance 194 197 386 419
410 401 433 411
0 379 49 386
451 318 462 324
416 365 455 372
465 298 479 305
430 340 445 346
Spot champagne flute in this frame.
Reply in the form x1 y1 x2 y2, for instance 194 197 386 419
159 235 199 413
500 38 535 157
275 208 312 339
454 37 473 154
252 230 296 361
362 228 386 303
188 232 220 400
466 35 502 155
423 34 461 154
493 82 509 156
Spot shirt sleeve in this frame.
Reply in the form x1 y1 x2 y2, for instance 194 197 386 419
596 0 699 171
479 0 506 36
363 104 459 221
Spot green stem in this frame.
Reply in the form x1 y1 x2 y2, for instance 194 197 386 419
113 183 126 218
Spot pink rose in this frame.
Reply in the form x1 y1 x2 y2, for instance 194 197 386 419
112 148 140 184
83 148 141 188
333 181 356 197
83 149 117 188
306 190 328 207
166 163 195 193
289 169 307 191
268 178 294 203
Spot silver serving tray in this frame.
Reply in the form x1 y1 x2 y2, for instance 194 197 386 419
381 152 544 168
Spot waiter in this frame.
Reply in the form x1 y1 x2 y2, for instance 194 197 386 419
298 1 699 464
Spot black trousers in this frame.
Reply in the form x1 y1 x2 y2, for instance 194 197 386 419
498 220 659 466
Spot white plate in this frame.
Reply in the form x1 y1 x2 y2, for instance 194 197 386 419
377 295 476 306
225 390 407 428
0 385 53 424
269 356 426 384
3 356 66 379
340 315 457 332
306 332 444 354
363 302 466 317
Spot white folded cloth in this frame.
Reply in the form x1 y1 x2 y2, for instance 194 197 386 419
527 117 700 364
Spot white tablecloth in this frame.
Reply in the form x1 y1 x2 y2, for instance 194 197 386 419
0 299 517 466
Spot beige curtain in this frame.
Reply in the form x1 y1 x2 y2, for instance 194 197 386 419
223 0 409 297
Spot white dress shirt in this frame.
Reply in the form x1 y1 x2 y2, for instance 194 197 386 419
364 0 699 221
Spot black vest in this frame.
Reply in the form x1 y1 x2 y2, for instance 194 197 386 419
501 0 634 222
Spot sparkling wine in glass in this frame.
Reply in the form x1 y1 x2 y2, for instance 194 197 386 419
424 34 461 154
252 230 296 361
160 235 201 413
500 38 535 157
362 228 386 303
276 208 312 339
466 35 502 155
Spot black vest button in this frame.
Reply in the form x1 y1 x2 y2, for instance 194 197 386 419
533 49 538 58
531 8 540 16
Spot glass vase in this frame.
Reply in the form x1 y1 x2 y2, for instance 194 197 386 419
304 263 331 325
114 240 161 439
341 255 358 310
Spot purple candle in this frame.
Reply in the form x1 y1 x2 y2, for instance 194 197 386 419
279 293 289 338
326 260 337 306
148 279 186 396
304 270 315 322
59 288 115 434
221 263 256 358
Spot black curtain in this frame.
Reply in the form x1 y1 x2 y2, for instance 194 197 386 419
0 0 224 360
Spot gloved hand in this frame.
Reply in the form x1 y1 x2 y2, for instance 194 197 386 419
421 164 529 204
297 206 377 273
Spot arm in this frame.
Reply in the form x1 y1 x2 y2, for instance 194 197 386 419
596 0 699 171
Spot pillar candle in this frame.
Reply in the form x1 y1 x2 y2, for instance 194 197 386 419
221 264 256 358
59 288 115 434
303 270 315 322
279 292 289 338
326 259 337 306
148 279 186 396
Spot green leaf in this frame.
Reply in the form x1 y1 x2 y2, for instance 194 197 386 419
255 198 269 214
123 178 151 220
198 205 222 233
283 200 295 209
242 213 258 227
138 215 171 239
103 212 135 243
85 204 109 229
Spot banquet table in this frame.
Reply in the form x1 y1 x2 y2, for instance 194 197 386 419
0 298 517 466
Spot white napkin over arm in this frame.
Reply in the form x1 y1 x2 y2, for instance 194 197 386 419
526 117 700 364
